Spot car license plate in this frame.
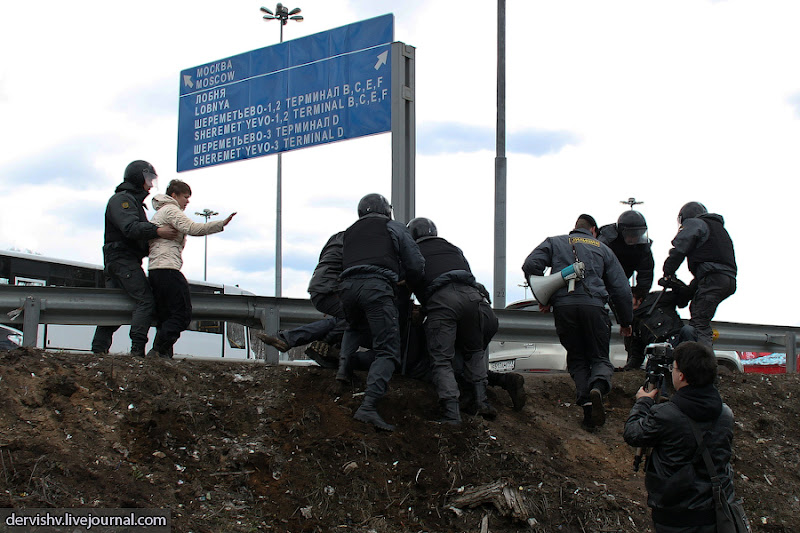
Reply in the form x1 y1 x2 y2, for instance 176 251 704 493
489 360 515 372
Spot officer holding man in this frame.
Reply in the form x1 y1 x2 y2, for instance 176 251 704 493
523 214 633 429
407 217 497 424
338 193 425 431
662 202 736 346
598 210 654 301
91 160 178 357
599 210 655 370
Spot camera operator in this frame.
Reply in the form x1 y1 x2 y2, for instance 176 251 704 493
624 341 744 533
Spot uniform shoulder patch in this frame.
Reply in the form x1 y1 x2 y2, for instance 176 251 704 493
121 201 130 209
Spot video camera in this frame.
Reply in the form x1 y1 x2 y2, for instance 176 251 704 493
633 342 674 472
643 342 674 394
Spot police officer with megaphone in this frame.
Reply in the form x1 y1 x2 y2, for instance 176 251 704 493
523 214 633 430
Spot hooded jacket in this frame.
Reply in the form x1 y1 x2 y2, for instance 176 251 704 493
148 194 226 271
623 385 737 522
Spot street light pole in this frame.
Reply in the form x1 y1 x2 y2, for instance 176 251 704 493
195 208 219 281
261 3 303 298
494 0 507 309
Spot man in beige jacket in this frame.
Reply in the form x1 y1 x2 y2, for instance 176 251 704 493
148 179 235 358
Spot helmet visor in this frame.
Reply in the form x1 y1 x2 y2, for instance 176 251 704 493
621 227 648 245
143 170 158 191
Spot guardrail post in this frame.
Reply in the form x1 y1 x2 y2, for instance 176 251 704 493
256 303 281 365
22 296 42 347
786 331 797 374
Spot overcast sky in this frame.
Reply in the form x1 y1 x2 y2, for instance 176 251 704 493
1 1 798 327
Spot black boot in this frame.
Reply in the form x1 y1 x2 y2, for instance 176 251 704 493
581 404 594 430
130 344 146 358
335 349 353 383
503 373 526 411
354 395 395 431
590 388 606 427
473 382 497 420
437 399 462 425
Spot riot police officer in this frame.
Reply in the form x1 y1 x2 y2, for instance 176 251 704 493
407 217 495 424
598 210 654 301
662 202 736 346
338 193 425 431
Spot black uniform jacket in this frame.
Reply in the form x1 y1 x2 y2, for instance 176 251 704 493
102 182 159 262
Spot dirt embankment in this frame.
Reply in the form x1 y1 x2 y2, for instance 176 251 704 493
1 348 798 532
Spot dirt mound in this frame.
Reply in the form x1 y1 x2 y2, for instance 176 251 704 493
1 348 798 532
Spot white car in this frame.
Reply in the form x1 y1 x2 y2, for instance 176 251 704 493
0 324 23 351
487 299 743 374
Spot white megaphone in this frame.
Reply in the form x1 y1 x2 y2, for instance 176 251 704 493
527 261 586 306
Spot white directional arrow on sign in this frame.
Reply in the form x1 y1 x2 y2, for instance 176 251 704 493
183 75 194 88
374 50 388 70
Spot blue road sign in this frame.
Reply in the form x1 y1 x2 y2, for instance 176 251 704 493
177 14 394 172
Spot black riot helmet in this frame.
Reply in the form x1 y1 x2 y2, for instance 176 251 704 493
357 193 392 218
407 217 438 241
617 210 648 245
677 201 708 224
124 160 157 190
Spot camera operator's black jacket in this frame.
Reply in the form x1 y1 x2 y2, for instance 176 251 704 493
624 385 737 525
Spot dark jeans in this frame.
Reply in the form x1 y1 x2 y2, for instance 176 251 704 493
553 304 613 405
273 291 347 348
91 257 154 352
339 276 400 400
688 273 736 346
149 269 192 353
424 284 487 402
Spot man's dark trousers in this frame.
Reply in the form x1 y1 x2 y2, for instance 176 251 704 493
553 304 613 405
688 273 736 346
339 276 400 400
91 257 155 353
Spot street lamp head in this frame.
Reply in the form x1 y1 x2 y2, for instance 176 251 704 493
288 7 301 15
260 6 274 15
290 15 303 21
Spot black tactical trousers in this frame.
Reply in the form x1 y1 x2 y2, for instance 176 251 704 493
149 269 192 353
339 276 400 400
424 284 487 403
553 304 613 405
688 273 736 346
91 256 154 352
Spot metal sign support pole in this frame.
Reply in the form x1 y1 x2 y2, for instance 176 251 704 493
391 42 416 224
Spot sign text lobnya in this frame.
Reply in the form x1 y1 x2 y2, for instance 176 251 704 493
176 14 394 172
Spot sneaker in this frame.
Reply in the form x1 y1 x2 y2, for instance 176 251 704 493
255 332 289 352
590 388 606 427
304 341 338 369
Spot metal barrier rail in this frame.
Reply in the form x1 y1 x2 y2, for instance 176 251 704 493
2 285 797 371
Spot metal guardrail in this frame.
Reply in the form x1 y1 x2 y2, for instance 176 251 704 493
2 285 798 372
